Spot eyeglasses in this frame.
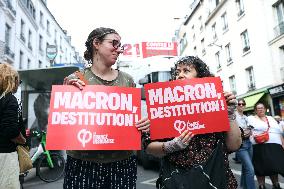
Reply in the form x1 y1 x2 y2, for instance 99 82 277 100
238 103 246 106
104 39 124 51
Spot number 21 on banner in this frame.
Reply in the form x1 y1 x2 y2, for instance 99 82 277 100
123 44 141 57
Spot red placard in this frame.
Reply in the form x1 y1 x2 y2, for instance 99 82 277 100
46 85 141 150
144 77 230 140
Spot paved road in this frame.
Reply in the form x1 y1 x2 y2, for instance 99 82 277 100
23 154 284 189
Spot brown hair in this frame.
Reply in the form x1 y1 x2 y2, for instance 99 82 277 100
0 63 19 96
254 102 267 111
237 98 246 104
84 27 119 63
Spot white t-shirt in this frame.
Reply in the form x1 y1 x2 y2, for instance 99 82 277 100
247 115 283 145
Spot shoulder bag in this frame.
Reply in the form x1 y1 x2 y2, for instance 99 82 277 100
253 117 270 144
156 140 227 189
253 116 270 144
17 145 33 173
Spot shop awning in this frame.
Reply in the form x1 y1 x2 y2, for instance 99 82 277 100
243 92 265 111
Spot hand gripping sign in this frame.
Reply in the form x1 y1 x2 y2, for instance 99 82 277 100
46 85 141 150
144 77 230 140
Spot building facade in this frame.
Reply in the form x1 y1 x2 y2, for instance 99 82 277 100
174 0 284 116
0 0 83 69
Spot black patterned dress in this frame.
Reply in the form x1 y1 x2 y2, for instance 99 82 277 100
143 132 238 189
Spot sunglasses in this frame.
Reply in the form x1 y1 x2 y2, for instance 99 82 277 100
238 103 246 106
19 80 22 84
104 39 124 51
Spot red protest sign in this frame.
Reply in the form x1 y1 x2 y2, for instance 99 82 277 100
46 85 141 150
144 77 230 140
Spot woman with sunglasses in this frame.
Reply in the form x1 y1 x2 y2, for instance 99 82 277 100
63 27 150 189
247 102 284 189
143 56 242 189
235 98 256 189
0 63 26 189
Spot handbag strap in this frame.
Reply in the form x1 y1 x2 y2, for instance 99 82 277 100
265 116 270 131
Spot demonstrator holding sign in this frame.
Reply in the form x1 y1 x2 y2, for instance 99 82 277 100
143 56 242 189
61 27 150 189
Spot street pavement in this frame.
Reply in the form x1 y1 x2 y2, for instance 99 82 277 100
23 153 284 189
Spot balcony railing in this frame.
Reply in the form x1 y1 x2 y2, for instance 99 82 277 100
237 10 244 17
248 83 256 91
243 46 250 53
5 45 15 59
28 42 32 50
5 0 16 16
217 64 222 70
273 21 284 38
20 33 26 43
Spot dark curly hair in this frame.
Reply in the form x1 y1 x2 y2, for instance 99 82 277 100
84 27 119 63
171 56 214 80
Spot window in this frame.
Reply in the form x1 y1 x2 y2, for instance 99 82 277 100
40 11 43 26
27 58 31 69
19 51 23 69
193 46 197 56
39 35 43 51
20 19 25 42
4 23 14 59
274 1 284 36
60 36 62 50
54 29 57 44
28 30 32 50
199 16 203 32
246 66 255 90
221 12 228 31
5 23 11 47
212 22 217 40
46 20 50 34
229 75 236 94
180 33 187 53
210 0 220 10
39 60 42 68
241 30 250 53
25 0 36 19
215 51 221 69
201 38 205 55
225 43 232 63
236 0 245 17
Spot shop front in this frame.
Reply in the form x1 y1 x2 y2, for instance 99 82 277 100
268 83 284 118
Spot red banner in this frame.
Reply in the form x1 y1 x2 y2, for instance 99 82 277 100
46 85 141 150
144 77 230 140
141 42 178 58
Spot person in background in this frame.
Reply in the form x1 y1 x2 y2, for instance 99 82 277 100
274 115 284 136
248 102 284 189
143 56 242 189
235 98 256 189
233 152 241 164
0 63 26 189
63 27 150 189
